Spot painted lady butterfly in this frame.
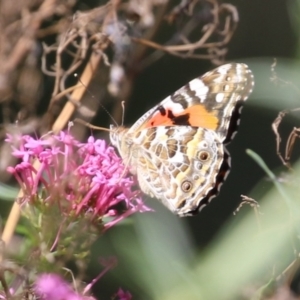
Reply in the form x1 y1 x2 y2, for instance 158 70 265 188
110 63 254 217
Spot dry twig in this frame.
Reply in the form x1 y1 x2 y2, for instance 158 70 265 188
0 0 240 249
270 60 300 168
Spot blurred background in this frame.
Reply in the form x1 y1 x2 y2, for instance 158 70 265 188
1 0 300 299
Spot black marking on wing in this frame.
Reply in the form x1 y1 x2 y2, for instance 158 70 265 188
151 105 191 126
167 110 191 125
223 100 244 144
171 93 189 108
181 150 231 216
185 86 201 105
171 84 202 107
157 105 166 116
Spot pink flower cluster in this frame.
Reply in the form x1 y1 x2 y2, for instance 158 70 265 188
6 130 151 229
34 273 90 300
34 273 132 300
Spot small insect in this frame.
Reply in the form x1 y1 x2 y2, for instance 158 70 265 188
110 63 254 217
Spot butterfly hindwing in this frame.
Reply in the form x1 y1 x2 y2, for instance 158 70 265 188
129 126 228 216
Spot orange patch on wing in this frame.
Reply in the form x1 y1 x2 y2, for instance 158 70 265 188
144 105 219 129
185 105 219 129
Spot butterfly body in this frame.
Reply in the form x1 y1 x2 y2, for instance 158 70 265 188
110 63 254 217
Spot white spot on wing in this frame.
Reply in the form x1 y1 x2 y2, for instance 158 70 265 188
189 79 209 100
215 93 225 103
164 102 185 114
217 64 233 74
160 96 186 114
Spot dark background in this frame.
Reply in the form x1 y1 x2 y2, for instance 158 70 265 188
117 0 297 242
1 0 300 299
89 0 300 298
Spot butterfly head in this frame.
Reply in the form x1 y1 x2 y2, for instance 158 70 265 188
109 125 119 147
109 125 131 160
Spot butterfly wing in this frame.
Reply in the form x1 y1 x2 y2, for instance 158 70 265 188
128 63 254 143
131 125 230 216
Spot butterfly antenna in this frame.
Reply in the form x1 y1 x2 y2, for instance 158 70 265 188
74 118 111 133
75 73 119 127
121 101 125 126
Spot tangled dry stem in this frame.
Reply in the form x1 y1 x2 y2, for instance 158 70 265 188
0 0 239 246
270 60 300 169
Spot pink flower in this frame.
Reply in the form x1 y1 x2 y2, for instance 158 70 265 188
114 288 132 300
6 129 152 229
35 269 131 300
34 273 93 300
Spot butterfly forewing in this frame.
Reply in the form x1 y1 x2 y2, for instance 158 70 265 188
128 63 254 143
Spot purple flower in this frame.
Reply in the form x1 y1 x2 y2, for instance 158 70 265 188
34 273 94 300
34 270 132 300
114 288 132 300
6 129 152 229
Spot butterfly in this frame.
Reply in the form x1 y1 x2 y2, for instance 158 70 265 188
110 63 254 217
